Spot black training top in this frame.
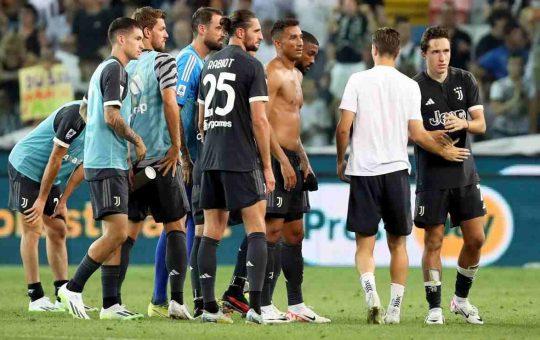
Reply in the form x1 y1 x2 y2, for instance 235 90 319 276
413 67 482 191
197 45 268 172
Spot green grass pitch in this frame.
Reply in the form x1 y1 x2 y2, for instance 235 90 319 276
0 266 539 339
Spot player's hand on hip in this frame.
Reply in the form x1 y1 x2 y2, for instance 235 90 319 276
158 145 180 177
280 160 297 191
263 167 276 193
51 198 68 220
444 115 468 132
337 160 350 183
429 130 454 147
135 139 147 161
441 146 470 162
24 198 46 225
180 154 193 184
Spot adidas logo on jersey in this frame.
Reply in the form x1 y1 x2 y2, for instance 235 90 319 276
200 273 212 279
246 261 254 267
169 269 180 276
425 98 435 105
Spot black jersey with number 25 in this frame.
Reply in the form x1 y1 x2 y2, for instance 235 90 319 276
413 67 483 192
197 45 268 172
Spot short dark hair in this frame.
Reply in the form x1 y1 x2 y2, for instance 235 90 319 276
488 8 512 27
132 6 166 31
22 3 38 19
301 30 319 46
220 9 256 36
270 18 299 40
192 7 223 35
504 22 525 36
420 26 449 53
372 27 400 58
108 17 142 44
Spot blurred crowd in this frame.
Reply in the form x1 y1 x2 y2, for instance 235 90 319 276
0 0 538 146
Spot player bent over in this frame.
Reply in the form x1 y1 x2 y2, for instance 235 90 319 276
8 101 88 312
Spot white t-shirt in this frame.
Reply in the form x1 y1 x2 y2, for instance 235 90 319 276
339 65 422 176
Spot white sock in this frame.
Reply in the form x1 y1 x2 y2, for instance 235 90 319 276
457 264 479 279
360 272 377 295
389 283 405 310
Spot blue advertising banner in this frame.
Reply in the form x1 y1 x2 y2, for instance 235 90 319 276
0 151 538 266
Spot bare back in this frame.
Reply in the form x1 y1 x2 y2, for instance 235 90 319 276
266 57 303 151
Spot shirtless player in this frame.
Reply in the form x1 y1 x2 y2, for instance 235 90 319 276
261 18 330 324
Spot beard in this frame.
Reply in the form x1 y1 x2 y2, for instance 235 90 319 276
245 41 260 52
204 37 223 51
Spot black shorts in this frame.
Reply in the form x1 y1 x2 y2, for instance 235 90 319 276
266 149 310 222
346 169 412 236
414 183 486 228
128 164 190 223
85 168 129 221
8 163 63 219
200 169 266 211
192 182 242 226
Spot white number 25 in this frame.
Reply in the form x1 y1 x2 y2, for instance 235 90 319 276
202 72 236 117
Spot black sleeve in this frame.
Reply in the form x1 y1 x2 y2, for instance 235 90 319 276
464 72 482 110
197 69 207 105
53 104 86 148
248 60 268 103
100 61 125 107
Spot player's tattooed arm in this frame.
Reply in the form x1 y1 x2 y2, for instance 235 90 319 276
104 106 146 161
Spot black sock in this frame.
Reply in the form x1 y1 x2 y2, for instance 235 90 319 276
117 237 135 305
455 272 474 298
190 236 202 301
261 242 275 306
101 265 120 309
425 284 442 309
227 236 248 296
53 280 69 302
198 236 219 312
68 254 101 293
246 232 267 314
226 276 246 297
233 236 248 278
167 230 187 305
270 241 282 298
281 242 304 306
28 282 44 302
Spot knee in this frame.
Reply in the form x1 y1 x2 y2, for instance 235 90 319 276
424 235 443 253
47 225 67 243
283 228 304 245
266 226 283 243
22 222 42 240
387 236 406 253
464 234 485 250
107 229 128 246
